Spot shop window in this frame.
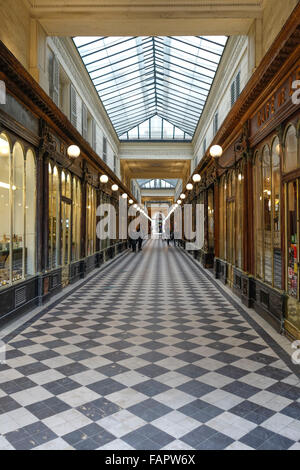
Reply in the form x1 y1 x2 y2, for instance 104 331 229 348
284 126 298 173
25 150 36 276
48 164 60 269
0 134 36 289
12 143 24 282
219 175 226 260
236 166 244 269
208 188 214 252
219 166 243 269
253 152 264 279
226 171 235 265
253 139 282 288
72 177 81 261
263 145 272 284
287 180 298 298
0 133 11 288
86 184 97 256
272 138 282 289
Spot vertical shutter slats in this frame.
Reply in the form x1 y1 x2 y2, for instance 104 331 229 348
103 137 107 164
92 120 97 151
82 103 88 140
49 52 60 106
236 71 241 98
70 85 77 128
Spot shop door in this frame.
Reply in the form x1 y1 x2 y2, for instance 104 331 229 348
285 179 300 338
61 200 71 287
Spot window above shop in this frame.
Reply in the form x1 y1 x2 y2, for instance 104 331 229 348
73 36 228 140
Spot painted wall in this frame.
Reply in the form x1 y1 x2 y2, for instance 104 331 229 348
0 0 31 68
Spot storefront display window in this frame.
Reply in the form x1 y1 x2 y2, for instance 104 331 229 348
272 138 281 289
48 164 60 269
86 184 96 256
226 171 235 266
219 176 226 260
253 137 282 288
263 145 272 284
25 150 36 276
0 134 11 287
254 152 264 279
284 126 298 174
208 188 214 252
0 133 36 289
72 177 81 261
236 167 244 269
287 180 298 298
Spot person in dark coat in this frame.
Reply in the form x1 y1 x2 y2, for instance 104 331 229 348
137 227 143 251
129 233 137 252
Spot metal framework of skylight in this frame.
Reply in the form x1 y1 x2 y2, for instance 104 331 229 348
73 35 228 140
138 179 177 189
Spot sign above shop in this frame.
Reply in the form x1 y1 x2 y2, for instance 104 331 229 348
255 61 300 130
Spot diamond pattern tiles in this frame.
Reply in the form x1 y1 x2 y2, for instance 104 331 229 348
0 240 299 450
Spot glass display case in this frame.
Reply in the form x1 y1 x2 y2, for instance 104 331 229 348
0 133 36 289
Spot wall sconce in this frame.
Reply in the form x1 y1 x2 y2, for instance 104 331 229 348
210 138 247 170
192 174 201 183
100 175 109 184
112 184 119 191
186 183 193 190
67 145 81 159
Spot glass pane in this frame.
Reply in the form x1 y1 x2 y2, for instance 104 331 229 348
12 142 24 282
150 115 162 139
284 126 298 173
254 155 263 279
226 172 235 264
219 177 225 260
263 146 272 284
272 138 281 289
48 166 60 269
287 181 298 298
86 185 96 256
61 202 71 266
72 178 81 261
208 188 214 251
0 134 11 288
66 173 71 199
25 150 36 276
236 170 243 269
139 121 149 139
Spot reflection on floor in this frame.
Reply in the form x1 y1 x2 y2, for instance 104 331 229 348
0 240 299 450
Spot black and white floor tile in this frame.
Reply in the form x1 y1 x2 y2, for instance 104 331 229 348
0 240 300 450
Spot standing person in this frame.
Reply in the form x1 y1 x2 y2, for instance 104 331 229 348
170 230 175 246
137 227 143 252
129 232 137 252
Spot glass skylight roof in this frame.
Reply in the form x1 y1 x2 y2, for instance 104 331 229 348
138 179 177 189
73 36 228 140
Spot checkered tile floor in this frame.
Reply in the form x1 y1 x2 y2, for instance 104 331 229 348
0 240 300 450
